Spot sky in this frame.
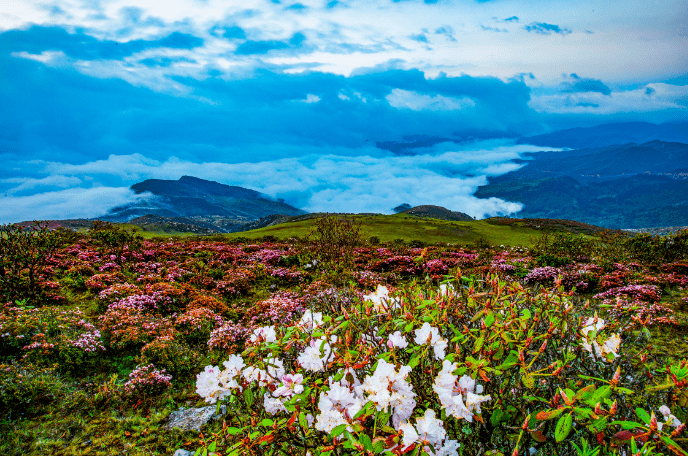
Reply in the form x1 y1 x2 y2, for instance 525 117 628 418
0 0 687 223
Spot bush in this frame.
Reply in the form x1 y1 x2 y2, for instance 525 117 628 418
190 274 688 456
137 336 199 380
0 222 69 304
89 221 143 266
307 214 363 280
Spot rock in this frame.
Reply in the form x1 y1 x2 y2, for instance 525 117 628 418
165 405 226 432
173 450 194 456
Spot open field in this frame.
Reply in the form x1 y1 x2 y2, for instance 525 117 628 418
1 220 687 455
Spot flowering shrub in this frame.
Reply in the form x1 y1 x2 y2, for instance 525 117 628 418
123 363 172 397
0 306 105 371
192 276 688 455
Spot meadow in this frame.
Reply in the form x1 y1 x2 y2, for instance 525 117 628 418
1 217 687 455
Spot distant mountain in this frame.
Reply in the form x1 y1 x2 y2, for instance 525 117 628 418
476 140 688 228
518 122 688 149
104 176 306 222
401 205 474 222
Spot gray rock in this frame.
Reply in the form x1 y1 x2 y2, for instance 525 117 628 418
165 405 226 432
173 450 194 456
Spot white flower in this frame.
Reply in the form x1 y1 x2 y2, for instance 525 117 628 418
273 373 305 397
242 366 269 386
414 322 448 360
263 392 287 415
388 331 408 349
297 336 336 372
265 356 286 383
581 316 621 362
433 361 491 422
363 285 400 311
399 421 419 449
315 408 349 434
196 365 223 404
361 359 416 427
250 326 277 344
658 406 682 431
416 409 447 447
298 310 324 330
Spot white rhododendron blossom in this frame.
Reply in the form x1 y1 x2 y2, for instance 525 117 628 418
242 357 285 386
398 409 460 456
658 405 683 431
298 336 337 372
414 322 448 360
363 285 400 311
273 373 305 397
250 325 277 344
195 365 224 404
388 330 409 349
581 316 621 361
361 359 416 428
218 354 245 390
433 360 491 422
298 310 324 330
263 392 288 415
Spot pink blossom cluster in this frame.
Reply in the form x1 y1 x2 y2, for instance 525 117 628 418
108 292 171 312
524 266 562 284
123 363 172 395
69 329 106 352
98 263 121 272
594 284 662 302
208 322 251 349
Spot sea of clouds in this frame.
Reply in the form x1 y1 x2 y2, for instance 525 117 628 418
0 142 562 224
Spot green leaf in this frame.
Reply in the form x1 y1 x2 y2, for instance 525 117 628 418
484 312 496 328
588 416 609 433
522 374 535 389
555 413 573 442
208 441 217 452
610 421 644 430
373 440 386 452
473 336 484 353
299 412 308 430
490 409 504 426
589 385 612 403
261 419 274 427
574 384 596 402
226 427 243 436
193 449 201 456
535 408 565 421
360 434 373 451
244 388 253 408
331 424 348 437
635 408 651 425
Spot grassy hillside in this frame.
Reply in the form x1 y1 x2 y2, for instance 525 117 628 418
220 213 596 247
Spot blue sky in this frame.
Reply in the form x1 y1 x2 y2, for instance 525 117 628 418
0 0 687 222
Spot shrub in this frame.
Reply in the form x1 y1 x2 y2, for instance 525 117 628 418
0 306 105 373
307 214 363 279
137 336 199 379
123 363 172 398
88 221 143 266
190 275 688 456
0 222 69 304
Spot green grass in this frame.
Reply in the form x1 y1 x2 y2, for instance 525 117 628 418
218 214 574 247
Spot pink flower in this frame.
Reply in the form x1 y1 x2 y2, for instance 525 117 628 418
273 373 305 397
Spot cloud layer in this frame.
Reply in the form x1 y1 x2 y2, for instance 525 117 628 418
0 143 566 223
0 1 687 223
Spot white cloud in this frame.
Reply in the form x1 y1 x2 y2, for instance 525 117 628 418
529 83 688 114
4 0 687 87
7 143 561 223
386 89 475 111
0 187 154 224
